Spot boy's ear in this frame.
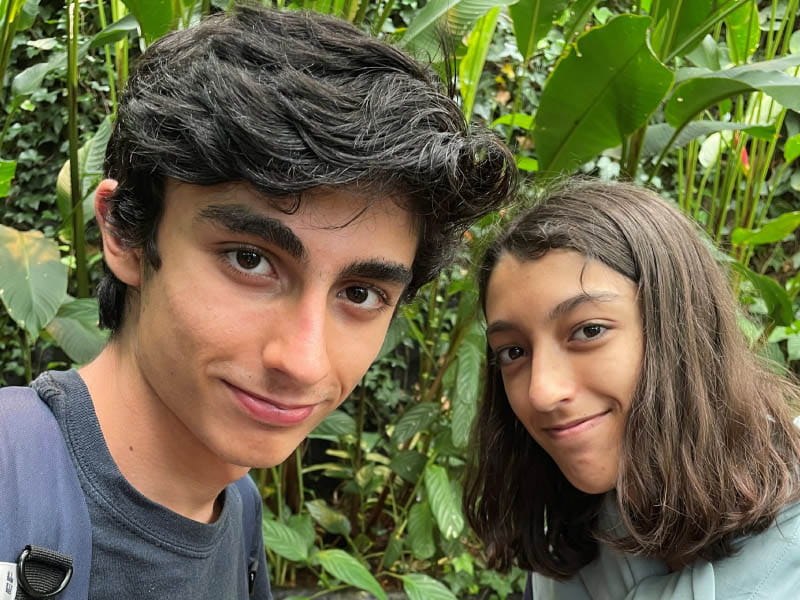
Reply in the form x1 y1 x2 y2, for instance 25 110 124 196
95 179 142 287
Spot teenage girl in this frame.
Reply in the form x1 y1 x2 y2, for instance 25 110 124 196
464 180 800 598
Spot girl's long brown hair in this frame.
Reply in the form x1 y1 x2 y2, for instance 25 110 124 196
463 179 800 579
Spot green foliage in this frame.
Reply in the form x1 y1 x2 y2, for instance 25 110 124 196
2 1 799 599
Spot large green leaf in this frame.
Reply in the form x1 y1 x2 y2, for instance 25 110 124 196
509 0 569 61
730 262 794 327
459 7 501 121
261 517 309 562
642 120 773 159
45 297 107 364
731 211 800 246
534 15 672 175
400 573 458 600
0 225 67 340
424 464 464 539
407 500 436 559
121 0 174 45
725 0 759 64
665 55 800 129
315 549 387 600
451 320 483 447
305 499 351 536
391 402 439 446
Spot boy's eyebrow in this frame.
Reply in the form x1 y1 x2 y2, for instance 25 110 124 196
196 203 306 261
486 292 619 336
339 260 413 288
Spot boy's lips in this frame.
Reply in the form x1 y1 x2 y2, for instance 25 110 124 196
225 381 318 426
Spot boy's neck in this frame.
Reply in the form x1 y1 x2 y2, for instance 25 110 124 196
79 341 248 523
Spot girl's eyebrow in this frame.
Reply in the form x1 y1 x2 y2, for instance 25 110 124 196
196 203 307 261
486 291 620 337
547 291 619 321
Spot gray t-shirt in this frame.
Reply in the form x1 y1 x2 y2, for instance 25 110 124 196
32 369 271 599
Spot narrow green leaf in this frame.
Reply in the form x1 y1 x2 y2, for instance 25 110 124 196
451 320 483 447
377 315 409 360
725 0 759 64
650 0 738 61
0 225 67 340
392 402 439 446
509 0 569 61
389 449 427 483
561 0 600 45
408 500 436 559
400 573 458 600
287 513 316 552
665 55 800 128
45 297 107 364
305 499 351 536
459 7 501 121
784 133 800 163
534 15 673 174
0 160 16 197
381 534 403 569
121 0 174 45
316 549 387 600
424 464 464 539
309 409 356 439
90 13 139 48
731 211 800 246
261 517 310 562
642 121 773 159
402 0 515 47
686 34 722 70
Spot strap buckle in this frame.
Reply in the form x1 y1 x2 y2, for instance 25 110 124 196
16 545 73 599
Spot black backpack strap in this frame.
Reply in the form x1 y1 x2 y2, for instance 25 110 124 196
0 387 91 599
233 474 271 599
523 572 533 600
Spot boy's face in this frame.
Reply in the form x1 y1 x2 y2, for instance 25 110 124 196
110 180 417 472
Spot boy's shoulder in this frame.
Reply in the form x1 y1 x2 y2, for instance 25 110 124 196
0 384 91 599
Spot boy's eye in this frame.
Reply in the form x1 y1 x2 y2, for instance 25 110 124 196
339 285 388 311
225 249 273 276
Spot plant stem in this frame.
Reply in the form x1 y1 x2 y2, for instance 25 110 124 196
21 330 32 383
67 0 89 298
97 0 118 117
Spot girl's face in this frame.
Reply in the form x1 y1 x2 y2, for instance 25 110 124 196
485 249 643 494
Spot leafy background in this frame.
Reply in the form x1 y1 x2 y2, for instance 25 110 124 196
0 0 798 598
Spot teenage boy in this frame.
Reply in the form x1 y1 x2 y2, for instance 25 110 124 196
0 5 515 600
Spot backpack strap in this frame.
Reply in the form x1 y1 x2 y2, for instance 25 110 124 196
233 475 271 598
0 387 91 599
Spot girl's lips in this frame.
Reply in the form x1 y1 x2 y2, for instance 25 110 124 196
544 410 611 440
226 382 316 426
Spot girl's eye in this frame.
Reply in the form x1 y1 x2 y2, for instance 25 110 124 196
224 249 273 277
572 324 607 341
339 285 388 311
496 345 525 366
